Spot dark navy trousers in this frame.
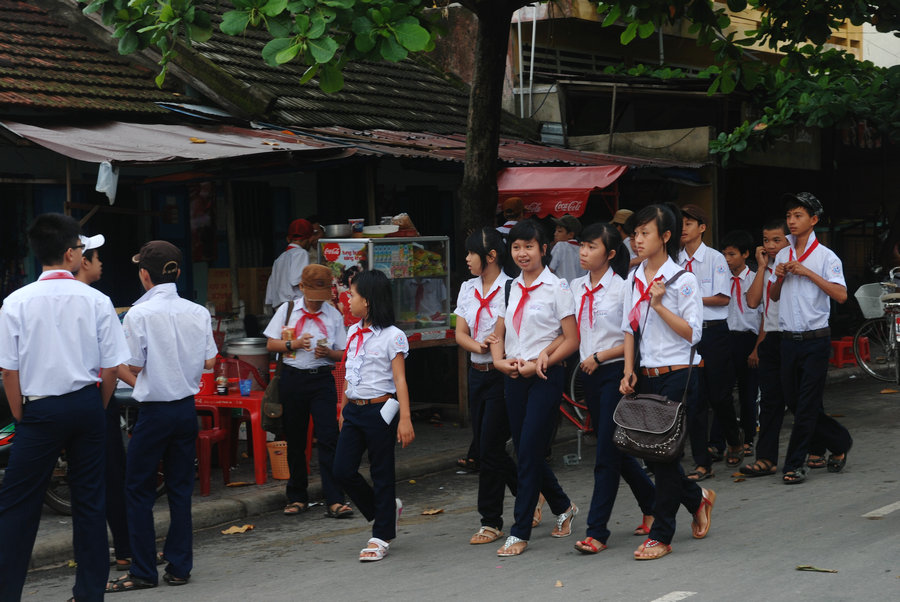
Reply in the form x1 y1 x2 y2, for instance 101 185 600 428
280 367 344 506
126 397 198 583
640 369 704 545
333 402 399 541
469 367 516 530
582 362 655 543
690 322 741 468
105 396 131 561
756 332 786 464
0 386 107 602
709 329 761 449
780 336 852 473
505 366 571 541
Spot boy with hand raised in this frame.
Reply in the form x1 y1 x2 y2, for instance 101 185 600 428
768 193 852 484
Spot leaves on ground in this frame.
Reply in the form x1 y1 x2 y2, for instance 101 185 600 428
421 508 443 515
880 388 898 394
796 564 837 573
226 482 252 487
555 580 564 587
221 524 254 534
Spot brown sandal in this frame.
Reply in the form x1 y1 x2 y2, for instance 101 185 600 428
469 526 504 545
634 538 671 560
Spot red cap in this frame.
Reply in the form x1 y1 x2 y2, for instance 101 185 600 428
288 219 313 238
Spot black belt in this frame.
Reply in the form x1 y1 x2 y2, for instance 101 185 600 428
782 327 830 341
284 365 333 375
702 319 727 328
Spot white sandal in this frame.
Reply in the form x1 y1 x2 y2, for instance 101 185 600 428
551 503 578 538
359 537 390 562
497 535 528 557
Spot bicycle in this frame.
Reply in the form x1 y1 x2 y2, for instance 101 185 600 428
558 369 593 464
853 266 900 383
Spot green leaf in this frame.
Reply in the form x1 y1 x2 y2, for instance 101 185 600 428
118 29 139 54
299 63 319 85
220 10 252 36
267 14 293 37
83 2 104 16
308 36 338 63
379 34 407 62
719 72 736 94
159 3 175 22
371 9 384 26
354 31 376 52
600 5 620 28
321 0 355 8
262 37 294 66
620 21 637 45
309 13 327 38
295 13 310 35
155 67 168 88
319 64 344 93
188 11 213 43
637 21 655 39
261 0 288 17
276 43 303 64
352 17 374 35
394 19 430 51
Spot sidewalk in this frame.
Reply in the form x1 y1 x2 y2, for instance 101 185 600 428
28 364 865 569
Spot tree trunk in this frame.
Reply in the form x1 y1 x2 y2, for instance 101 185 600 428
458 1 522 235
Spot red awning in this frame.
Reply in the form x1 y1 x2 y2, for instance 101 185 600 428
496 165 628 218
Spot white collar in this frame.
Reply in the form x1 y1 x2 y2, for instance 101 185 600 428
133 283 177 305
679 241 707 263
786 231 818 255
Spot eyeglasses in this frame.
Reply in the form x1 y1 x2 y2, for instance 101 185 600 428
72 244 86 251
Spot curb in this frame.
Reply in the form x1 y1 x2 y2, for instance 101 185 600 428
825 366 863 385
30 447 467 570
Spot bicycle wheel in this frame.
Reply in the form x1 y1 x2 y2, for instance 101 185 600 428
854 317 897 382
566 370 589 425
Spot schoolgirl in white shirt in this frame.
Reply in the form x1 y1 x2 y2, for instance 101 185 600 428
264 264 351 519
569 222 655 555
490 220 579 557
455 228 516 545
619 204 715 561
332 270 414 562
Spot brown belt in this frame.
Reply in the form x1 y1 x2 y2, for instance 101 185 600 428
471 362 495 372
347 393 393 406
641 361 704 378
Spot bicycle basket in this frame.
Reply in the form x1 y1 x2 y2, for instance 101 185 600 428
855 283 886 319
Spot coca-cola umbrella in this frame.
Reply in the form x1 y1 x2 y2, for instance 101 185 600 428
496 165 628 218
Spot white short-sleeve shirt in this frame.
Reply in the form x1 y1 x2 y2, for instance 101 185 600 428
343 324 409 400
761 264 782 333
265 245 309 307
621 258 703 367
263 297 347 369
455 272 511 364
123 283 218 403
769 232 845 332
570 268 625 364
401 278 447 319
727 266 762 334
623 237 638 260
549 241 587 284
503 266 576 361
0 270 130 396
678 242 731 321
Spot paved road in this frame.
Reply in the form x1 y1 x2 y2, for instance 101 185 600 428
23 378 900 601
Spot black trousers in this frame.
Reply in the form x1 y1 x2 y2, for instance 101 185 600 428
756 332 785 464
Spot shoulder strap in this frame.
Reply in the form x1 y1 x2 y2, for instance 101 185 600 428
275 300 294 377
504 279 513 306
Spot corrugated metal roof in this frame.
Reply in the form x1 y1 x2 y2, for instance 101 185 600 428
0 0 181 116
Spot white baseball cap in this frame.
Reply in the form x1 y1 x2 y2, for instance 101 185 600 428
80 234 105 250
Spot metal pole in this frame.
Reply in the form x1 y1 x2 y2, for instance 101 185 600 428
529 3 537 116
608 83 617 153
517 13 524 117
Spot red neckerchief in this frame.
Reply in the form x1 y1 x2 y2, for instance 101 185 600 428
295 308 328 339
788 238 819 263
512 282 543 335
765 266 773 316
628 274 664 332
684 256 695 273
472 286 499 340
285 243 301 252
578 281 603 330
566 240 579 246
731 275 744 313
342 326 372 362
39 271 76 281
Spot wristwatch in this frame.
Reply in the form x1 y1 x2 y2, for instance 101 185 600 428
593 352 600 365
285 340 292 351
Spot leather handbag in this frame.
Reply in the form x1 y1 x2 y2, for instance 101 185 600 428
262 301 293 433
612 271 693 462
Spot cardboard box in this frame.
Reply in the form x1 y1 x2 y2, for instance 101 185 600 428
206 267 272 315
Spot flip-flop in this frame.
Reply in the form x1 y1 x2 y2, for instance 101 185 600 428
634 538 671 560
456 457 479 471
691 488 716 539
283 502 308 516
551 503 578 538
574 537 607 554
633 515 654 536
163 573 190 586
325 504 354 518
497 535 527 557
106 574 156 593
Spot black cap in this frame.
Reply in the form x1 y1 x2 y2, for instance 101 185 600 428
132 241 181 277
783 192 823 217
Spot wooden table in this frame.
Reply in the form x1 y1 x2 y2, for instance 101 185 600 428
195 391 268 485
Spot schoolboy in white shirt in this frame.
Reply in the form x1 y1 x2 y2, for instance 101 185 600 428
677 204 743 479
549 214 587 283
0 214 129 602
109 241 217 592
768 193 852 484
265 218 313 309
264 264 350 518
741 219 789 477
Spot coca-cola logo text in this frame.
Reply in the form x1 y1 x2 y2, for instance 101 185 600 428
323 243 341 262
554 200 583 213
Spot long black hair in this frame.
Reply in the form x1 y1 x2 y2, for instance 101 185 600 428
351 269 394 328
507 219 550 267
633 203 682 262
465 227 506 271
580 222 630 278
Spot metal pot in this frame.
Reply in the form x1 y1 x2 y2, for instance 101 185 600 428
224 337 271 384
324 224 352 237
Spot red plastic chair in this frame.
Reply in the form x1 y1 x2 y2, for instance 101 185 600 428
195 404 231 496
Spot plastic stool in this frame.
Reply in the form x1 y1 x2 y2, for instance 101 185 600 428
195 405 231 496
830 336 859 368
856 335 870 362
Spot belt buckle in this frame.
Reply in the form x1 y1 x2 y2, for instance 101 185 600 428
651 367 661 377
791 332 803 341
309 368 319 374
